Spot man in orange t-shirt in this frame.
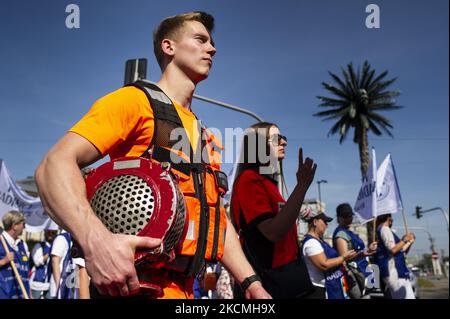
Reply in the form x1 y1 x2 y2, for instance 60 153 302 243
35 12 270 299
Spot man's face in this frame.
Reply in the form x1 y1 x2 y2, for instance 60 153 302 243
170 20 216 83
44 230 58 243
13 221 25 238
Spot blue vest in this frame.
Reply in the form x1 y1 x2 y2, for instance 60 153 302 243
0 235 30 299
302 235 349 299
332 226 370 277
32 241 52 284
374 227 410 279
57 232 79 299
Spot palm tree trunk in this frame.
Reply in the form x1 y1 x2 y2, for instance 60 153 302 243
358 127 374 243
358 127 369 178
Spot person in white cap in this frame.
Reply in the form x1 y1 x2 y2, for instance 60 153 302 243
29 223 58 299
300 208 358 299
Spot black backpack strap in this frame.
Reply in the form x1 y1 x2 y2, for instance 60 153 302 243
127 80 197 172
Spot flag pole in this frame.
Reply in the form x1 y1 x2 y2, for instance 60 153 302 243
372 216 377 242
401 208 409 234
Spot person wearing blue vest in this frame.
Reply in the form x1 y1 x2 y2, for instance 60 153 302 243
50 230 83 299
30 227 58 299
0 210 30 299
374 214 415 299
332 203 378 299
300 207 358 299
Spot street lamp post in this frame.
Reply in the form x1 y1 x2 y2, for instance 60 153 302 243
317 179 327 213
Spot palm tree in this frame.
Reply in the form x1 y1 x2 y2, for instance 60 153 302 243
314 61 401 177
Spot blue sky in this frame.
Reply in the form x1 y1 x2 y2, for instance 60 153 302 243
0 0 448 257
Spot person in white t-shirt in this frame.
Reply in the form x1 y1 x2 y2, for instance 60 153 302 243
300 208 358 299
30 227 58 299
374 214 415 299
49 230 71 298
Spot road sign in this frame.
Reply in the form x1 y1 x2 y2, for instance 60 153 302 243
432 252 439 260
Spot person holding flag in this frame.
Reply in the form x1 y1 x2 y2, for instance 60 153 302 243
374 214 415 299
353 149 416 299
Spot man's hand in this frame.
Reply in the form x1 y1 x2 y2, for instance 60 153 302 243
296 148 317 190
84 233 161 297
1 252 14 266
244 281 272 299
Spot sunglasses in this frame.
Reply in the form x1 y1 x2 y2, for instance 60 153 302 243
270 134 288 143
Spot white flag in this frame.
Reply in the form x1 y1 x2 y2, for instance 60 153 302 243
376 153 403 215
354 148 378 224
0 159 54 232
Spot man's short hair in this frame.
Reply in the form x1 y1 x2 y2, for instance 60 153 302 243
153 11 215 69
2 210 25 231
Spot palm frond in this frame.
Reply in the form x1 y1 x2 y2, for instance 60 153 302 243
376 122 394 137
347 63 360 93
328 119 343 136
369 103 403 111
321 82 350 99
317 96 349 107
367 112 394 128
368 77 398 95
371 90 401 101
314 106 350 118
362 69 376 89
328 71 352 96
368 70 389 88
368 119 383 136
359 61 371 88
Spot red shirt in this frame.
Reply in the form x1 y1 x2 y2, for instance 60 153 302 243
231 169 299 269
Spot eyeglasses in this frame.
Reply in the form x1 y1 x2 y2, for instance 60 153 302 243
269 134 287 144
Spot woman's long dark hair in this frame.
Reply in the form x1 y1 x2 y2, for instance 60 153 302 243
233 122 278 188
230 122 278 229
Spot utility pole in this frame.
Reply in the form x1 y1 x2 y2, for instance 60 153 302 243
316 180 327 213
413 206 449 231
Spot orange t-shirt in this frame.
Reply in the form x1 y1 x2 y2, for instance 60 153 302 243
69 86 213 299
70 86 201 159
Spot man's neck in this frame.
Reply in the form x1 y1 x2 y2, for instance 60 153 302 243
6 230 17 241
157 68 197 110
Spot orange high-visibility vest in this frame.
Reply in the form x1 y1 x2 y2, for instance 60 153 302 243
128 81 228 277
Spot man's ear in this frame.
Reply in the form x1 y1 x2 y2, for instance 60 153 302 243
161 38 175 57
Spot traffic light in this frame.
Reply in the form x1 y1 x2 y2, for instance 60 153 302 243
415 206 423 219
124 58 147 85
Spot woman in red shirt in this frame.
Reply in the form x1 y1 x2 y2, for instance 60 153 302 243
231 122 317 298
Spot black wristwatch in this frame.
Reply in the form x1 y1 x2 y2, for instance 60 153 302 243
240 274 262 292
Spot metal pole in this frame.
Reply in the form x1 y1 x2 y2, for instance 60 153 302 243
316 180 327 213
192 94 264 123
419 207 449 231
317 182 322 212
